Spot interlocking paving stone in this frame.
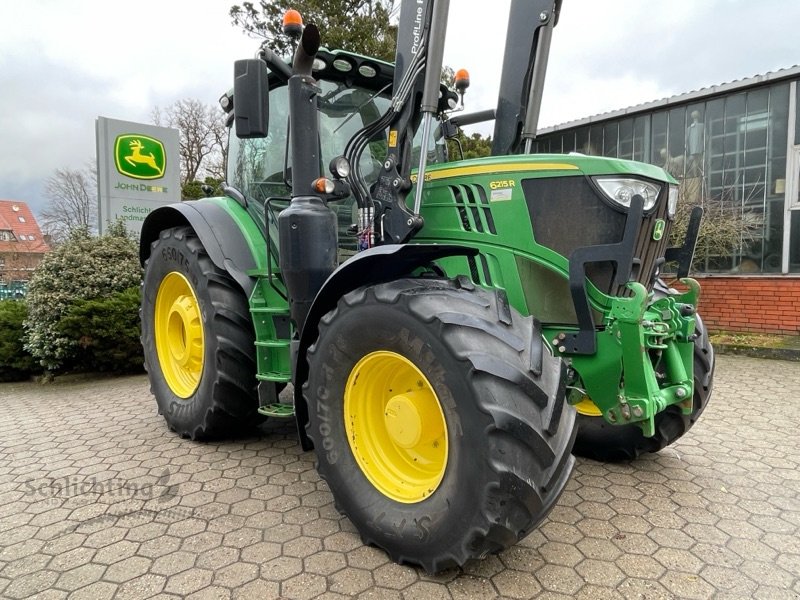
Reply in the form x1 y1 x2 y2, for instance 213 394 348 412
0 355 798 598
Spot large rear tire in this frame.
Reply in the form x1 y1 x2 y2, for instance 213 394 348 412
305 277 576 573
141 226 263 439
572 281 715 461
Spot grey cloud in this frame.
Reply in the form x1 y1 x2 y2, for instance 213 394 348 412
544 0 800 120
0 51 121 211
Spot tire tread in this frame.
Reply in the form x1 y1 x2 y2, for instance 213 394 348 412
305 278 575 572
141 226 261 440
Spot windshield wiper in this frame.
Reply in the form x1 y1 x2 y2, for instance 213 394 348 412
332 83 392 134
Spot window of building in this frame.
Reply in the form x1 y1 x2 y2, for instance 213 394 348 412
0 230 15 242
633 116 648 162
791 210 800 272
738 88 770 270
722 93 746 198
588 124 603 156
787 146 800 272
742 89 769 205
575 127 590 154
603 122 618 157
667 107 687 179
791 146 800 208
685 103 706 170
562 131 576 153
795 81 800 146
650 111 668 169
618 119 633 160
706 98 725 198
768 84 789 192
18 216 25 223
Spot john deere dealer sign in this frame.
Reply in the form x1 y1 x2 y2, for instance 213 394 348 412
96 117 180 236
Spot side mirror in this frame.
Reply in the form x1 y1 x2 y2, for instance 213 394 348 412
234 59 269 138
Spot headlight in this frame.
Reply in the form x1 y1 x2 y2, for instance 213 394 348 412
593 177 661 211
667 185 678 219
329 156 351 179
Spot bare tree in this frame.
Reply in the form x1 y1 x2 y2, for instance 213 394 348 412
670 174 764 273
204 120 229 182
153 99 227 185
40 166 97 243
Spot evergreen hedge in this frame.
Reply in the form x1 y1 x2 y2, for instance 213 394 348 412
55 287 143 373
24 222 144 373
0 300 40 382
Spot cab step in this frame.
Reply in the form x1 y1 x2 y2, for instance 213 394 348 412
258 403 295 418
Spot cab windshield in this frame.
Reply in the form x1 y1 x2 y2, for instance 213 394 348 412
226 77 447 257
228 80 392 203
227 78 447 203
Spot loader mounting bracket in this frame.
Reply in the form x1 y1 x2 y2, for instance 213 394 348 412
559 195 645 355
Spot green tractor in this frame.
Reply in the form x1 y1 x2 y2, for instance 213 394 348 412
139 0 713 572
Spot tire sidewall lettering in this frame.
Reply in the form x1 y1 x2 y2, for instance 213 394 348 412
160 245 200 290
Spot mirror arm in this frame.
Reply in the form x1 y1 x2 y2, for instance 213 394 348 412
260 47 292 82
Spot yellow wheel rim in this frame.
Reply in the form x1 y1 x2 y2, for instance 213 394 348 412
344 351 448 504
154 272 204 398
574 395 603 417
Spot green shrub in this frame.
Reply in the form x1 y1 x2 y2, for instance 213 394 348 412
56 287 143 373
24 223 142 371
0 300 41 382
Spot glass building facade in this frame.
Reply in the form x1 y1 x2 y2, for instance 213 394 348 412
534 69 800 274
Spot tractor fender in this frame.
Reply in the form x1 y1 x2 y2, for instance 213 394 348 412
294 243 478 449
139 201 258 297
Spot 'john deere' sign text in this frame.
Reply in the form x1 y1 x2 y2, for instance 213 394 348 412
114 134 167 180
97 117 180 236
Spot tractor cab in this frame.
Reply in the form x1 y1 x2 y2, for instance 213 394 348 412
222 46 449 259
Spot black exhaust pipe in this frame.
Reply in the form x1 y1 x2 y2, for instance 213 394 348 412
279 23 338 337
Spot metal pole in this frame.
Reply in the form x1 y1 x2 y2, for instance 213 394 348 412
413 0 450 214
413 113 434 214
520 12 555 151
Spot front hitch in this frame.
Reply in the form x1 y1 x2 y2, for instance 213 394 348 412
565 276 700 436
598 281 697 436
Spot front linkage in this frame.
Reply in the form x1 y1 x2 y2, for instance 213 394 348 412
537 186 704 439
568 279 699 437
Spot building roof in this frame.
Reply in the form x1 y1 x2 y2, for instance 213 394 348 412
539 64 800 134
0 200 50 254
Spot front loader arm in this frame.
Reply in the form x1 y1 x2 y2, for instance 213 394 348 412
343 0 450 245
492 0 561 156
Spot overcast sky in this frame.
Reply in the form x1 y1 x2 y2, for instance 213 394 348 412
2 0 798 217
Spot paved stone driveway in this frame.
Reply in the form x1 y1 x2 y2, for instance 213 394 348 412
0 355 798 600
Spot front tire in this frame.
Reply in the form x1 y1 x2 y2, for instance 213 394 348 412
305 278 575 573
572 281 715 461
141 226 263 439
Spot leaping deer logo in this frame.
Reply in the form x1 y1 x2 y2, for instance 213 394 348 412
124 139 165 177
114 133 167 180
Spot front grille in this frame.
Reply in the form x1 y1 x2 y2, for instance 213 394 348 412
523 176 671 296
